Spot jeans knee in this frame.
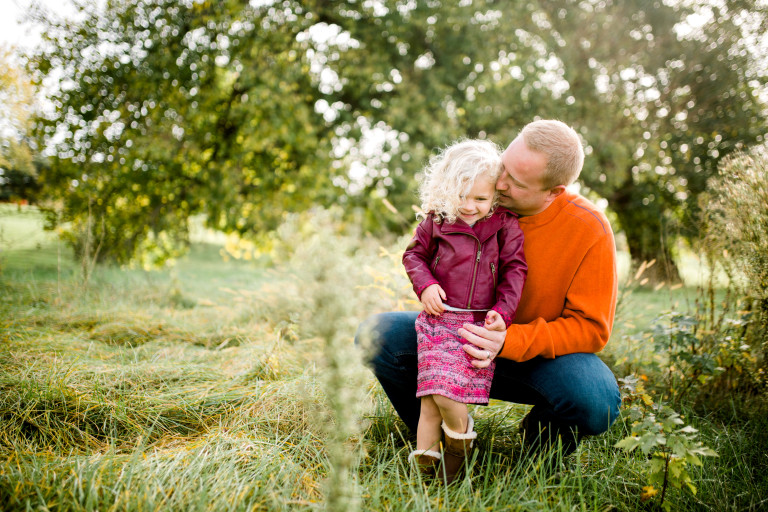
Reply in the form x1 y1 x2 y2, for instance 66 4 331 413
354 314 381 351
356 312 418 374
356 314 390 368
576 388 621 436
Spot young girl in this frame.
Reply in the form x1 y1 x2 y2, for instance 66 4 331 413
402 139 527 483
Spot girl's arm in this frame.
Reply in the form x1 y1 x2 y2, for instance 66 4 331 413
402 216 441 299
490 216 527 327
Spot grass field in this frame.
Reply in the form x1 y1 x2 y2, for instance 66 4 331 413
1 205 766 511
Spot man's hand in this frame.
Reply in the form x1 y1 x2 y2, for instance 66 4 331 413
420 284 447 316
459 317 506 368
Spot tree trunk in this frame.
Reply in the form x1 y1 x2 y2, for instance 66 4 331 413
620 215 682 285
610 177 682 285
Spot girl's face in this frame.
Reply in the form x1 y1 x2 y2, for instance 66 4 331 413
458 178 495 225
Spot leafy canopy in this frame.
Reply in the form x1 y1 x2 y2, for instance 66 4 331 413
26 0 767 268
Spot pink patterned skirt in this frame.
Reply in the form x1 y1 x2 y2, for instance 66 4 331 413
415 310 495 404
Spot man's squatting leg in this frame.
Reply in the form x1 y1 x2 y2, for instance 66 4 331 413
356 312 621 457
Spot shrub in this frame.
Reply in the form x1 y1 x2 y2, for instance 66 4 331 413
700 145 768 382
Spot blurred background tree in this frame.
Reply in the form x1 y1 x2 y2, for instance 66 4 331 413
0 46 38 203
531 0 767 281
23 0 767 272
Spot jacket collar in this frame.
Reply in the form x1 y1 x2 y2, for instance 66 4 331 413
436 208 513 243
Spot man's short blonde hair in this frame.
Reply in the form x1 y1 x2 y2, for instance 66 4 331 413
521 120 584 189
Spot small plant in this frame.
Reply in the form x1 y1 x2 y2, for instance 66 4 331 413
651 312 720 400
648 307 764 405
615 375 718 511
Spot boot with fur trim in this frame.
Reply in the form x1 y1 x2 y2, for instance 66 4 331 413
408 449 442 478
440 415 477 484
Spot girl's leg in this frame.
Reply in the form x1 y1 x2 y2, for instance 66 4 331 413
431 394 476 484
416 396 443 452
411 396 443 477
432 394 469 434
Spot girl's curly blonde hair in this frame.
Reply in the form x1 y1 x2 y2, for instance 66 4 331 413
418 138 502 224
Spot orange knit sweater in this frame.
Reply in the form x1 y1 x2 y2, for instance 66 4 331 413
499 190 618 362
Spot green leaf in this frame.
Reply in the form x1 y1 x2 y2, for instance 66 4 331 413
648 457 666 481
685 453 702 466
615 436 641 452
668 458 686 482
691 446 718 457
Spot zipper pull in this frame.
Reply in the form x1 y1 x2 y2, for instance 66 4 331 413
476 250 481 262
491 262 496 275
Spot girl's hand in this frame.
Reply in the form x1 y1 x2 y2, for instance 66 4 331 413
484 310 506 332
421 284 447 316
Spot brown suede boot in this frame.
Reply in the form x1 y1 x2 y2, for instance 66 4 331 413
408 449 442 478
440 415 477 484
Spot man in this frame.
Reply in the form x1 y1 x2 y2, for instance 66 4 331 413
357 119 621 459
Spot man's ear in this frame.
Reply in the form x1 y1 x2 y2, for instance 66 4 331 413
547 185 566 200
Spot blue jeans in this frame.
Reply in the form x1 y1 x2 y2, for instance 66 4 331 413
356 311 621 456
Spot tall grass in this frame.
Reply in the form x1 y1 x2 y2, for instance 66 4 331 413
1 205 766 510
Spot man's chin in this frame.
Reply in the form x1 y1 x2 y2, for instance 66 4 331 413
497 196 514 208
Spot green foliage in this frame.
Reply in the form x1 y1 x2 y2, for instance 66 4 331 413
615 375 717 510
23 0 767 273
28 0 337 265
536 0 767 280
701 146 768 364
654 308 765 403
611 302 765 413
0 47 38 202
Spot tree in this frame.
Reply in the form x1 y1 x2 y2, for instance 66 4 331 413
27 0 766 272
0 46 37 202
307 1 550 227
29 0 338 264
311 0 767 281
495 0 767 282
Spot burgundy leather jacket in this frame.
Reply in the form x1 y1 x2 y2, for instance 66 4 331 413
402 207 527 326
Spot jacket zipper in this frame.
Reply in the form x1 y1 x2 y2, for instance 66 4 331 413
432 255 440 270
491 262 497 288
466 244 481 308
443 230 482 309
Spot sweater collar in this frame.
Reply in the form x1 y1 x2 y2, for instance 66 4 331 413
517 191 573 227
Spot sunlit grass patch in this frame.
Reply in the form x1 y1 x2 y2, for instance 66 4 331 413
0 358 265 452
0 429 327 511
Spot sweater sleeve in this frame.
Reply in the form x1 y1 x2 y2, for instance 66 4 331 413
499 230 617 361
491 217 527 327
402 217 440 299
